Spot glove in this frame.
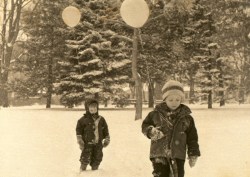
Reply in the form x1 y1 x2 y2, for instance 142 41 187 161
149 126 164 141
188 156 198 168
102 137 110 148
77 135 84 150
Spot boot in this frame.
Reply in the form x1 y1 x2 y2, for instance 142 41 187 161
91 165 99 170
80 164 87 171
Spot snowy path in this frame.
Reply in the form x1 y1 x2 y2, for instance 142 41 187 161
0 106 250 177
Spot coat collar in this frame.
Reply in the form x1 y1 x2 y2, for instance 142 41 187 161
154 102 191 119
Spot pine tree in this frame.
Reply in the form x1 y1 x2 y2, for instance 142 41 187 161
209 0 250 103
175 0 216 104
57 0 132 107
195 0 250 105
138 0 194 107
135 0 204 106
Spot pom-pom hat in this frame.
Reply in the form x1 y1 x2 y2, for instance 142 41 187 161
161 80 185 101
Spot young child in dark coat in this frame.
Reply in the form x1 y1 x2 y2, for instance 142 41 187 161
142 80 200 177
76 99 110 171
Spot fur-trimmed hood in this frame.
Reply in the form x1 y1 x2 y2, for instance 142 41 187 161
84 98 99 116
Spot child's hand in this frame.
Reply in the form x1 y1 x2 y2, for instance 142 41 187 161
77 135 84 150
149 127 164 141
188 156 198 168
102 137 110 148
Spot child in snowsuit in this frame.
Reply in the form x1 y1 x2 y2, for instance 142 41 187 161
76 99 110 171
142 80 200 177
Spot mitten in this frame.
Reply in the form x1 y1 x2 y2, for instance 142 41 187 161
149 126 164 141
102 136 110 148
77 135 84 150
188 156 198 168
165 148 171 157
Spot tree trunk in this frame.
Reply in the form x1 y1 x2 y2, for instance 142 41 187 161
0 1 7 107
189 75 195 104
0 88 9 107
0 75 10 108
104 99 108 107
46 57 53 108
218 73 225 106
148 80 154 108
154 82 163 100
132 28 142 120
0 71 9 107
0 46 14 107
135 73 143 119
239 75 245 104
129 83 135 99
207 78 212 109
208 90 212 109
206 54 213 109
46 24 54 108
0 0 23 107
208 70 213 109
94 92 99 100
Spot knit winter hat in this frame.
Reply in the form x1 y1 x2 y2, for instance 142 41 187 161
161 80 185 101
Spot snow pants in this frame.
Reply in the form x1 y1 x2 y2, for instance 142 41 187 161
152 158 185 177
80 143 103 167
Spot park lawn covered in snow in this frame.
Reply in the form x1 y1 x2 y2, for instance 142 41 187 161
0 104 250 177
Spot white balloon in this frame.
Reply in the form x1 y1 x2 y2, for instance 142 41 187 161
120 0 149 28
62 6 81 27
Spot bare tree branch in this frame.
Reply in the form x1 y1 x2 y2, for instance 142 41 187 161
233 54 243 73
105 18 133 29
22 0 33 8
144 14 165 27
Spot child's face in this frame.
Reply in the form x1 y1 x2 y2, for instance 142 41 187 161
165 95 181 110
89 104 97 114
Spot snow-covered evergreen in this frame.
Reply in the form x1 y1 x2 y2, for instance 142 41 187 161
57 0 132 107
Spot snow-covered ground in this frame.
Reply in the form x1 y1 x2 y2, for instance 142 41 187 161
1 104 250 177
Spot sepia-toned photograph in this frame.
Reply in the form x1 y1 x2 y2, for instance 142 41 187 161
0 0 250 177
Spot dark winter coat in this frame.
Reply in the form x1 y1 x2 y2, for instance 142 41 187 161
76 113 109 145
76 99 109 145
142 103 200 160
